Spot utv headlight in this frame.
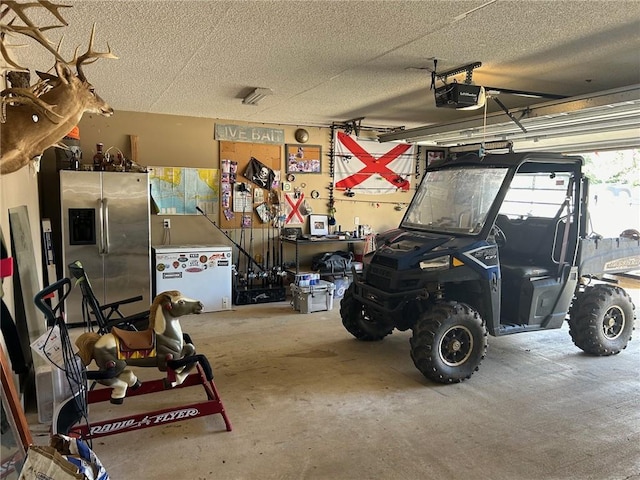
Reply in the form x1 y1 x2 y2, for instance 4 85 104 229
419 255 450 271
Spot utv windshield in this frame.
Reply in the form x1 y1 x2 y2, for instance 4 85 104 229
402 166 509 234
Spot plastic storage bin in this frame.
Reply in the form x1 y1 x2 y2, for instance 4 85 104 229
321 274 351 299
290 280 335 313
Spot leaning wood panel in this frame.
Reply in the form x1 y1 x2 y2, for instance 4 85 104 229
1 345 32 451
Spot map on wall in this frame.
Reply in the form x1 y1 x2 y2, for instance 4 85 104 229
149 166 220 215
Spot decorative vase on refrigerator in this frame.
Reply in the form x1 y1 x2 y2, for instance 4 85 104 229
60 170 151 323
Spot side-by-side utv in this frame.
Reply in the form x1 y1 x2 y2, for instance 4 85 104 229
340 152 639 383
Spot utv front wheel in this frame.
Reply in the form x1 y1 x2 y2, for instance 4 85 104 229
340 284 393 341
568 284 635 355
410 302 487 384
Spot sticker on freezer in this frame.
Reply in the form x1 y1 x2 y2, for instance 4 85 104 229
163 272 182 279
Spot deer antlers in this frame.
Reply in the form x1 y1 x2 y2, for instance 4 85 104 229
75 23 117 82
1 0 118 77
0 0 117 174
0 0 71 70
2 85 63 121
0 0 114 123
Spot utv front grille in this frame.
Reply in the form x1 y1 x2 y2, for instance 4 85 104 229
368 264 392 278
367 265 396 291
368 273 391 291
354 280 427 316
372 256 398 269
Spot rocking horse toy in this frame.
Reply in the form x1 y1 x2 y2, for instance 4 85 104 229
76 289 202 404
34 279 232 440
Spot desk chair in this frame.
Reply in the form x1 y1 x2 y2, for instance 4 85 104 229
68 261 149 334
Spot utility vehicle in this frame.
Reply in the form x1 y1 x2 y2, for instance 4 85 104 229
341 152 639 383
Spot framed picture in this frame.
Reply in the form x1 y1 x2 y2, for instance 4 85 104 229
427 150 445 166
309 214 329 236
286 144 322 174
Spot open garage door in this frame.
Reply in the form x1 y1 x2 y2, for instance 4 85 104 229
378 84 640 154
579 149 639 241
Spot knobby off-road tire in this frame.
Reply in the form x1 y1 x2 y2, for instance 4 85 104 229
568 284 635 355
340 284 393 341
410 301 487 384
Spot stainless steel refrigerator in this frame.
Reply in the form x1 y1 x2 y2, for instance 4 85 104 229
60 170 151 323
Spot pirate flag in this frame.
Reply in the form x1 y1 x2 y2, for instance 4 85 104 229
244 156 274 190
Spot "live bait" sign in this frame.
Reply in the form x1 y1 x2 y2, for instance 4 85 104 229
214 123 284 144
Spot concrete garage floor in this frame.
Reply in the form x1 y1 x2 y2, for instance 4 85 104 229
41 282 640 480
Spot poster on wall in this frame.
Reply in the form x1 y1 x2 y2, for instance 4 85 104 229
221 158 238 183
333 131 416 195
427 150 445 166
149 167 219 215
233 183 252 213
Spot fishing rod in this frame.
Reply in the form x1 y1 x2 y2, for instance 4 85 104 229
279 225 283 273
240 189 248 278
249 208 254 286
195 206 266 272
265 222 270 273
261 223 265 270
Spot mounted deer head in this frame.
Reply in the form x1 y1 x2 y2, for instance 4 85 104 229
0 0 117 174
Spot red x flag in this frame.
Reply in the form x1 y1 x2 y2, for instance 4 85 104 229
334 131 416 195
284 192 305 224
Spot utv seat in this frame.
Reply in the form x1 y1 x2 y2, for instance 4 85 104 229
495 214 574 279
500 263 553 280
495 215 577 326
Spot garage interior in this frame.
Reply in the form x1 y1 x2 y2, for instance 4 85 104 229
1 1 639 479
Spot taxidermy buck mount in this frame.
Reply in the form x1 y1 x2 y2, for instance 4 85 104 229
0 0 116 175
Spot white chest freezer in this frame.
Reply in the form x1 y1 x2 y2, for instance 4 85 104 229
153 245 232 312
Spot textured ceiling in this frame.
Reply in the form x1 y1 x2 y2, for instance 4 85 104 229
3 0 640 130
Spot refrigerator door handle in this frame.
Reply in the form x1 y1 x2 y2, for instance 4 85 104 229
103 197 110 254
98 198 106 254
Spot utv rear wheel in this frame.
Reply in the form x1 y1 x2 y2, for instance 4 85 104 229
410 302 487 384
340 284 393 341
568 284 635 355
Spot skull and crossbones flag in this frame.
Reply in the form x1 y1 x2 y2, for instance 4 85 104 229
334 131 416 195
243 156 274 190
